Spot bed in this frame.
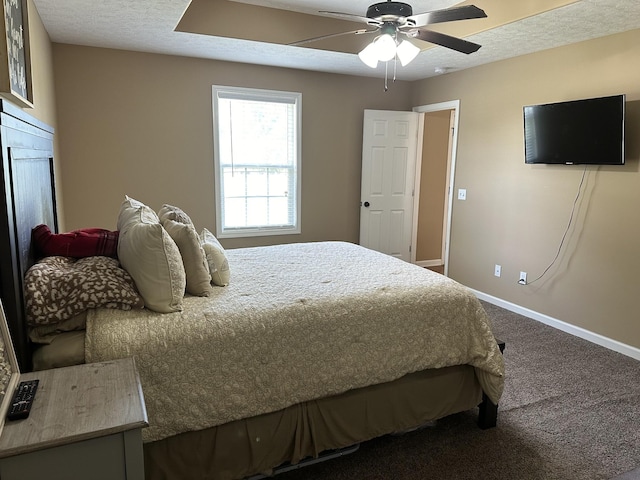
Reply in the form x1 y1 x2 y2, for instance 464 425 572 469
0 102 505 480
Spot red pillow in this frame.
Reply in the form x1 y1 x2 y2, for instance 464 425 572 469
33 224 119 258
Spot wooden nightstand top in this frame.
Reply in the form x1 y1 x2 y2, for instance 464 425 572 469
0 357 148 458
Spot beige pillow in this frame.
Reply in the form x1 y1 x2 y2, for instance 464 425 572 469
117 195 157 231
117 196 186 313
29 312 87 344
200 228 230 286
158 204 194 225
162 218 213 297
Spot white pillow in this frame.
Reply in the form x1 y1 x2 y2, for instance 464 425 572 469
117 196 186 312
162 218 213 297
200 228 230 287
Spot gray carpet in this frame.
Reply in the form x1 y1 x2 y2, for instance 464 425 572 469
277 301 640 480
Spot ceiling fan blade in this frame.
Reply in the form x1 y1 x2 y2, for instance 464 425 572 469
411 29 482 54
288 29 376 47
319 10 382 26
408 5 487 27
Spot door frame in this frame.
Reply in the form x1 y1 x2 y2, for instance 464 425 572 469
410 100 460 277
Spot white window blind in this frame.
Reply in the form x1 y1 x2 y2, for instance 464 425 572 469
212 86 301 238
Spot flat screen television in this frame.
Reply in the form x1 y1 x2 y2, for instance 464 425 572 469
523 94 625 165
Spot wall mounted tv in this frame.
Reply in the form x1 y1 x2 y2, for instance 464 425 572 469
523 94 625 165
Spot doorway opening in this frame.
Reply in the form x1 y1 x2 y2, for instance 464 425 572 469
411 100 459 277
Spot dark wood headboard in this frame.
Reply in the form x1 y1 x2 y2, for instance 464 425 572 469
0 99 56 372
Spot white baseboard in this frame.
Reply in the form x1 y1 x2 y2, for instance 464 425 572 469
416 259 443 268
473 290 640 362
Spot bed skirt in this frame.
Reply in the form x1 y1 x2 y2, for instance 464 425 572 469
143 364 482 480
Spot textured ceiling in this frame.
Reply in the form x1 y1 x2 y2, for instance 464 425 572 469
32 0 640 81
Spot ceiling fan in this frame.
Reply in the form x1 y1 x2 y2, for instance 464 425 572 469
291 2 487 69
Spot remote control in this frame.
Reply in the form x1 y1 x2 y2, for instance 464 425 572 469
6 379 39 421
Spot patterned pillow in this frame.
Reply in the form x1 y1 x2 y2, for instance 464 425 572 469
24 256 144 327
200 228 230 286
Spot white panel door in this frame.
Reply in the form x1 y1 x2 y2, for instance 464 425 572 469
360 109 419 261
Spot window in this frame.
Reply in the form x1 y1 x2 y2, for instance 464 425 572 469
212 86 301 238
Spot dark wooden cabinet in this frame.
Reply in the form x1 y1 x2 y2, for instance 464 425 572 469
0 99 56 371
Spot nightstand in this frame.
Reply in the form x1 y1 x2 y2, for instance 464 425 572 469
0 357 148 480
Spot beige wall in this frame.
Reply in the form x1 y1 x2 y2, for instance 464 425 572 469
49 27 640 349
52 45 413 248
412 28 640 348
13 1 61 222
23 1 56 126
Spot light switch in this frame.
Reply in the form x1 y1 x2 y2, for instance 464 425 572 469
458 188 467 200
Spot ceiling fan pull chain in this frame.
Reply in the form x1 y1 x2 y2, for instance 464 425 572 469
393 56 398 82
384 61 389 91
393 32 398 83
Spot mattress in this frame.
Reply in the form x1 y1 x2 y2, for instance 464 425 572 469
85 241 505 443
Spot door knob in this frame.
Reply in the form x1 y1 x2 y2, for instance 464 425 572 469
363 202 370 207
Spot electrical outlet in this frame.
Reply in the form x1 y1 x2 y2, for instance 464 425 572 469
494 265 501 277
457 188 467 200
519 271 527 285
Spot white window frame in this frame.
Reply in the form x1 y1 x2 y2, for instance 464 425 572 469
212 85 302 239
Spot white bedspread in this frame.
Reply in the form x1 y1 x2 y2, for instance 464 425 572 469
85 242 504 443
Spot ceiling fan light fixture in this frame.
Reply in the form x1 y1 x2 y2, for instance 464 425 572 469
396 39 420 66
358 43 379 68
373 33 397 62
314 3 486 88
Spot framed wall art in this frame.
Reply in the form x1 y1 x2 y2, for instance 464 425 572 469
0 0 32 108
